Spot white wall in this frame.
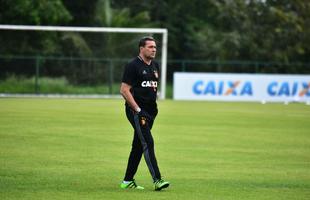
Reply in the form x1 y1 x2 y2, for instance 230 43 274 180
173 72 310 102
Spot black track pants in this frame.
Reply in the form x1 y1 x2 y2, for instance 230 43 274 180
123 106 161 182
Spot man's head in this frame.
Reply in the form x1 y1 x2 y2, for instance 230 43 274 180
139 36 157 60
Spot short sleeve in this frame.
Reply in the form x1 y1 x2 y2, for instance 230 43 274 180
155 62 160 74
153 61 160 78
121 62 136 86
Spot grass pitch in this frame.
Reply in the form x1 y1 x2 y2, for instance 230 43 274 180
0 98 309 200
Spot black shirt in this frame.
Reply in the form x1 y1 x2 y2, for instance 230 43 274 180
122 56 159 109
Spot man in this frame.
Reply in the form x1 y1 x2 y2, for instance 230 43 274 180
119 36 170 191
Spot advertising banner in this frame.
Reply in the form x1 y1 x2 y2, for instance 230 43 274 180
173 72 310 102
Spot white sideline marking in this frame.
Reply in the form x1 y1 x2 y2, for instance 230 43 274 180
0 93 122 99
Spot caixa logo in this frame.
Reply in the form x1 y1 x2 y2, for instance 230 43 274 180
192 80 252 96
268 82 310 96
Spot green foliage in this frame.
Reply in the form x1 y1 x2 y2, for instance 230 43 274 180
0 75 35 93
0 0 72 25
135 0 310 63
0 75 174 97
92 0 154 58
0 0 72 56
61 33 93 57
0 0 310 82
0 76 118 94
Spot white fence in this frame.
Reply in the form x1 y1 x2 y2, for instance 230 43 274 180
173 72 310 102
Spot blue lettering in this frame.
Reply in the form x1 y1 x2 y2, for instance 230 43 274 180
292 82 298 95
268 82 277 96
228 81 237 96
302 82 310 96
218 81 224 95
278 82 290 96
204 81 216 95
193 80 203 95
240 82 253 96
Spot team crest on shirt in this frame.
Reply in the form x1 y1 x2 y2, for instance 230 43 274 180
154 70 158 79
140 117 147 126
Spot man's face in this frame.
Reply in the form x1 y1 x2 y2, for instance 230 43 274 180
141 40 157 59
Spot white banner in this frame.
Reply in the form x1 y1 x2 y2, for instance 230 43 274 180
173 72 310 102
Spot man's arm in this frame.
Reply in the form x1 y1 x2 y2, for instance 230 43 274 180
120 82 141 113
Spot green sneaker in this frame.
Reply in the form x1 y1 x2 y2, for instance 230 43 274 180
120 180 144 190
154 179 170 191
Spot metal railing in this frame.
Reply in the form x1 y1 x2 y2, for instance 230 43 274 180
1 55 309 95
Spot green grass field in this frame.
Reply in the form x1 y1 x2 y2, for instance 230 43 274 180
0 98 309 200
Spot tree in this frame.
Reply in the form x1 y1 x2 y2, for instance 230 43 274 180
92 0 155 58
0 0 72 55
